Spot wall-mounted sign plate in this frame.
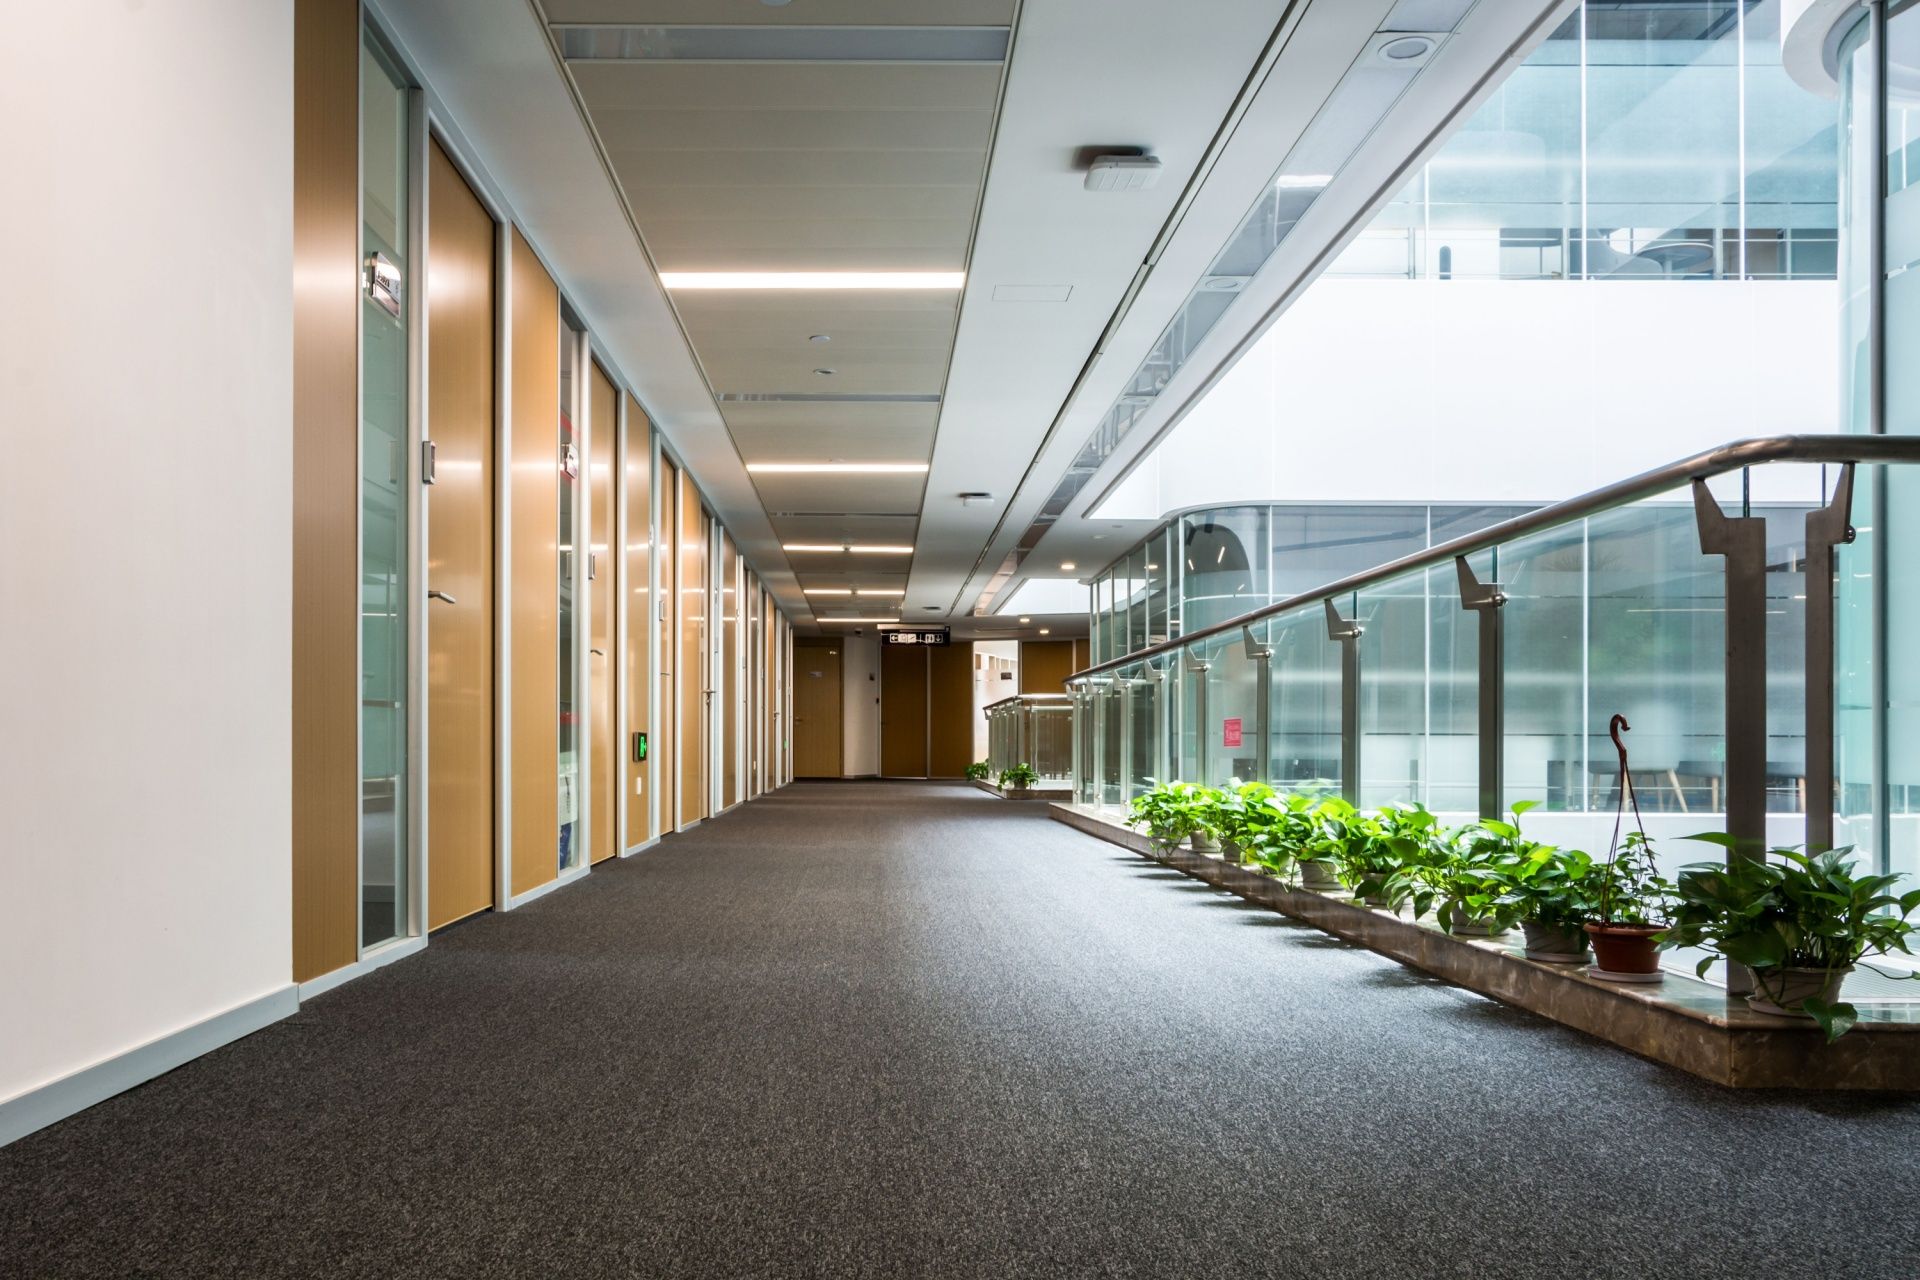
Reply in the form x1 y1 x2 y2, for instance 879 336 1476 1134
881 627 950 646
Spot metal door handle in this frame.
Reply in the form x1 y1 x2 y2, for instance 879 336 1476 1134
428 589 457 605
591 648 605 656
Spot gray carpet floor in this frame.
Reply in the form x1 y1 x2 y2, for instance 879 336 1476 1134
4 780 1919 1279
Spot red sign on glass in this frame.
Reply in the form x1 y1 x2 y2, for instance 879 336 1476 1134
1222 717 1243 748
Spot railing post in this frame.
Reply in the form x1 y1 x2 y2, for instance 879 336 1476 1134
1456 556 1508 822
1243 624 1273 785
1693 478 1770 867
1324 599 1363 804
1804 465 1856 853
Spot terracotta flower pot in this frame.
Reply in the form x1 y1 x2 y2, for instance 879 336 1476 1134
1584 922 1664 975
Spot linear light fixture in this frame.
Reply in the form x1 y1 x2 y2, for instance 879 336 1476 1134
660 271 965 291
855 588 906 596
783 543 915 555
802 588 852 596
747 462 929 474
819 615 900 623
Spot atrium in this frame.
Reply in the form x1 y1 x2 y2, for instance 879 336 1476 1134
4 1 1920 1276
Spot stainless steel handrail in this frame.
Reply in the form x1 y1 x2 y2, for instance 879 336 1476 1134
983 692 1074 713
1068 433 1920 682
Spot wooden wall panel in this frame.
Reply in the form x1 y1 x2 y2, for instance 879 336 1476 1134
588 363 617 864
292 0 360 984
929 642 976 778
623 395 653 849
657 457 678 832
1074 637 1091 672
509 229 559 897
880 646 930 777
677 470 706 826
424 140 496 930
721 533 740 810
793 639 844 777
1019 640 1078 694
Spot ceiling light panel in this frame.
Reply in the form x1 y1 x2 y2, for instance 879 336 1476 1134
556 25 1011 64
746 462 929 474
659 271 966 290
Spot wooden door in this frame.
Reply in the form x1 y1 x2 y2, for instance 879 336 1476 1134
424 140 496 928
677 474 707 826
793 640 843 777
880 645 929 777
507 228 559 899
928 642 975 778
587 362 617 864
623 395 652 849
656 456 678 833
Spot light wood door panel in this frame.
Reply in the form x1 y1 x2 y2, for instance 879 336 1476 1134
677 474 707 826
624 395 653 849
928 642 974 779
656 456 678 833
1019 639 1076 694
793 640 843 777
588 362 617 864
292 0 360 983
509 228 559 897
425 140 496 929
880 645 929 778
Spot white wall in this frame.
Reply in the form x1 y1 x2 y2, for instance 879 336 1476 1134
1098 278 1840 520
0 3 294 1112
840 633 882 777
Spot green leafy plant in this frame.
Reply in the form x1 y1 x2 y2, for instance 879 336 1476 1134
1127 781 1224 849
1659 840 1920 1040
1593 829 1672 926
1212 780 1281 866
1342 802 1448 910
1496 844 1605 931
998 762 1041 790
964 761 991 781
1417 805 1553 934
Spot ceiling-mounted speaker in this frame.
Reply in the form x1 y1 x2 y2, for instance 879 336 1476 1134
1084 154 1163 192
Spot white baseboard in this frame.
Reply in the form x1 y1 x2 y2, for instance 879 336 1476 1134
297 935 428 1002
0 984 298 1148
504 862 589 910
621 836 661 858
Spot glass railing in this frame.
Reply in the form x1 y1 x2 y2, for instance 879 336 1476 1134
1066 436 1920 899
984 694 1074 787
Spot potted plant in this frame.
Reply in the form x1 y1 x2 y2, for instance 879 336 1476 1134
965 761 990 782
1584 714 1673 980
1127 781 1219 851
1585 829 1672 979
997 762 1040 793
1339 802 1443 912
1497 845 1604 963
1213 780 1279 866
1659 841 1920 1039
1428 804 1546 938
1292 794 1352 891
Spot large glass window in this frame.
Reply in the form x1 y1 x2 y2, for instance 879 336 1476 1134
360 34 410 949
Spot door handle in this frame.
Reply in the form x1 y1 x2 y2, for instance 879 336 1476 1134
591 648 605 656
428 589 457 605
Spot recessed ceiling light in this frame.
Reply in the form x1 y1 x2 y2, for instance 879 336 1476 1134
748 462 928 474
1060 561 1077 571
782 543 915 555
659 271 966 291
808 334 831 343
856 588 906 596
1018 616 1031 624
1379 35 1436 61
813 368 835 376
1039 628 1051 635
803 588 852 596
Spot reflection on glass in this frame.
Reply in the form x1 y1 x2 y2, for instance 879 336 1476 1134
360 36 409 949
558 329 581 872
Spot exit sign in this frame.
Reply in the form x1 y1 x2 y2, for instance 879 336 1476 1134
882 627 951 646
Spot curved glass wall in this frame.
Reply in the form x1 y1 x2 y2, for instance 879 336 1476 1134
1336 1 1837 282
1836 2 1920 880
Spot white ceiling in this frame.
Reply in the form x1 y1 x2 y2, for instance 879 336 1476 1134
374 0 1567 646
